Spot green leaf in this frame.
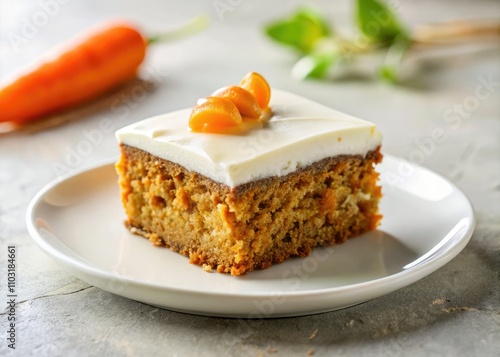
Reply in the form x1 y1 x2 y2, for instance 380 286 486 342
378 35 410 83
265 8 332 54
379 66 398 83
355 0 408 44
292 53 338 79
148 15 210 44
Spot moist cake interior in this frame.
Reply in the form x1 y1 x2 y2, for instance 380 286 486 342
116 143 382 276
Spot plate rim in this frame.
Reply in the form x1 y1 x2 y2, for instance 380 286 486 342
26 155 475 301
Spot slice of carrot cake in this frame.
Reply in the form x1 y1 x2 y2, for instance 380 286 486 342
115 72 382 276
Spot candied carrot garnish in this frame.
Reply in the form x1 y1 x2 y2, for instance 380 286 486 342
211 85 261 119
189 97 243 133
239 72 271 109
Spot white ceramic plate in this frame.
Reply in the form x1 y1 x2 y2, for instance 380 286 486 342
27 155 475 318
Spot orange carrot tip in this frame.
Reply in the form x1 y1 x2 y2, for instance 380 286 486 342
0 15 209 126
0 23 146 125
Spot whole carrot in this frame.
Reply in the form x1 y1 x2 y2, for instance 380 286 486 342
0 16 208 125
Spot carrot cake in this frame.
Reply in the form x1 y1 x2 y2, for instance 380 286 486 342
115 73 382 276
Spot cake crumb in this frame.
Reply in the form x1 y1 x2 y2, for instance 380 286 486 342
307 349 315 356
442 306 477 313
432 298 449 305
308 328 318 340
202 264 212 272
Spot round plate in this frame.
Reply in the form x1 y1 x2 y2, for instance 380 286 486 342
26 155 475 318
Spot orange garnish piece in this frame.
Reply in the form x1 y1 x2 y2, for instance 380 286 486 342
211 85 262 119
189 97 242 133
239 72 271 109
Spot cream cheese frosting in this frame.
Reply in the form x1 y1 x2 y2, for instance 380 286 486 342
116 90 382 187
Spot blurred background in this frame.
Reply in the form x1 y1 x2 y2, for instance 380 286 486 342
0 0 499 221
1 0 499 226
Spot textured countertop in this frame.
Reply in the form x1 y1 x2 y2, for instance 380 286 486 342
1 0 499 356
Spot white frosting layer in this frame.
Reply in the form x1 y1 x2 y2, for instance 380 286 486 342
116 90 382 187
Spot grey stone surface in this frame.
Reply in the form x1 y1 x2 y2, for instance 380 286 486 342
0 0 499 356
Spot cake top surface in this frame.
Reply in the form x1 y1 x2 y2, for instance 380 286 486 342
116 89 382 187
